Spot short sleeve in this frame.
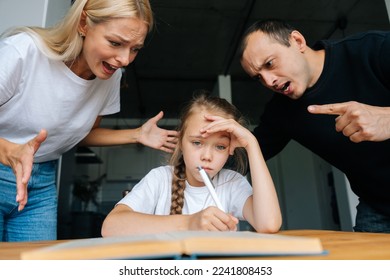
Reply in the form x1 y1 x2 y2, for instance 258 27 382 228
0 37 24 106
117 166 172 214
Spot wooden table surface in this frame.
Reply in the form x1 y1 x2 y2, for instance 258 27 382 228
0 229 389 260
268 229 390 260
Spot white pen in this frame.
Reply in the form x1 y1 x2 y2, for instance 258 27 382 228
197 166 225 212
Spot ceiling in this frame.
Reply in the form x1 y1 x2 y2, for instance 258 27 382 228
110 0 390 127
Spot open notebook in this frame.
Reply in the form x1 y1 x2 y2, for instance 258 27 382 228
21 230 326 260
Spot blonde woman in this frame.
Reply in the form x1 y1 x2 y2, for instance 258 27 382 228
0 0 177 241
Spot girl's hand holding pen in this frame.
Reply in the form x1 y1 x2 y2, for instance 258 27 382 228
188 206 238 231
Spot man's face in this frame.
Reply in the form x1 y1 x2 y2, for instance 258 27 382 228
240 31 311 100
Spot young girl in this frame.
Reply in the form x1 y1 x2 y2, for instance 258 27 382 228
101 93 282 236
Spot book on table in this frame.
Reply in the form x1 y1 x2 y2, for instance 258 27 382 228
21 230 325 260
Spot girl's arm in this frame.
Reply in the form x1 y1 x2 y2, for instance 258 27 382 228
200 116 282 233
101 204 239 237
241 134 282 233
80 111 178 153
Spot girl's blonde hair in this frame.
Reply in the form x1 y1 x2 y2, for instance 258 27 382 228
169 90 249 214
2 0 153 62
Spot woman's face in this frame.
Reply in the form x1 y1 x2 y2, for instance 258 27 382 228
74 17 148 80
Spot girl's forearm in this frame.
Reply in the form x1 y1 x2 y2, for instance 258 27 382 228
101 207 190 237
245 138 282 232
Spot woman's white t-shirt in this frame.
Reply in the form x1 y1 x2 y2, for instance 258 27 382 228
0 33 121 162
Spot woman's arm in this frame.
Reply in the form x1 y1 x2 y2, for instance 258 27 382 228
101 204 239 237
80 111 178 153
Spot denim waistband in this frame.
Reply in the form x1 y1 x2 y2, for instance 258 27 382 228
0 160 57 173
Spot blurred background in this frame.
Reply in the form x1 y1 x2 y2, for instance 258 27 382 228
1 0 389 238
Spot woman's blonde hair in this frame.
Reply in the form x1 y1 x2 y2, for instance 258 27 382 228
2 0 153 61
169 90 249 214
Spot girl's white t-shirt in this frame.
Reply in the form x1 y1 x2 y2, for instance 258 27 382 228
0 33 121 162
118 166 253 220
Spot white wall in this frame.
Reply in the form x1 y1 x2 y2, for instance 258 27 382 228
45 0 71 27
0 0 70 33
332 167 358 230
0 0 47 32
385 0 390 21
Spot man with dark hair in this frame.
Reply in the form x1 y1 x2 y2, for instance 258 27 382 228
239 19 390 233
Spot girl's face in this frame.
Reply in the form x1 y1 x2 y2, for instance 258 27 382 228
73 17 148 80
182 110 231 186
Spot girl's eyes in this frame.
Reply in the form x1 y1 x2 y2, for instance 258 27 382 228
216 145 227 151
192 141 201 146
191 141 227 151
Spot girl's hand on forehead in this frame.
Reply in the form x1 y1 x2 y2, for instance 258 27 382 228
199 115 230 135
200 115 254 154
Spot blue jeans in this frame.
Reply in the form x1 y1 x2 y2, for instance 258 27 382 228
0 161 57 241
353 199 390 233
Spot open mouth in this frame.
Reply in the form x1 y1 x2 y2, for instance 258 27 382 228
103 62 118 73
280 81 290 92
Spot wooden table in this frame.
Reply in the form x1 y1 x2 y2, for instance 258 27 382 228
0 230 389 260
268 229 390 260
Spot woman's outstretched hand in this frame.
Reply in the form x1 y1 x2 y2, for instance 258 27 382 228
8 129 47 211
138 111 178 153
